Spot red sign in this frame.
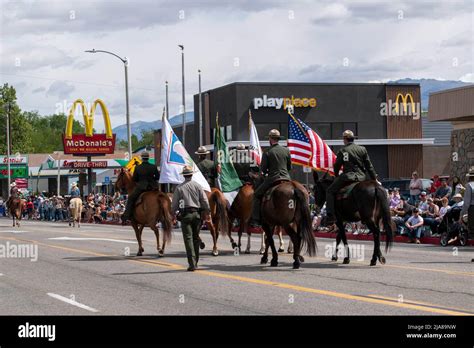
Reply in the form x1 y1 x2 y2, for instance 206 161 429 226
62 134 116 155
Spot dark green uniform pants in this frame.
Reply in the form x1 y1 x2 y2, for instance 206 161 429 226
251 179 273 225
326 176 354 219
181 211 202 267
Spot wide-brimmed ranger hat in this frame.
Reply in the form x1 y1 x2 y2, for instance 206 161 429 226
236 143 246 151
141 151 150 159
267 129 281 139
195 146 210 155
467 166 474 177
181 165 194 176
10 182 16 187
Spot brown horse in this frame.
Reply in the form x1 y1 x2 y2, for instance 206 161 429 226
8 198 26 227
115 168 173 257
260 180 317 269
227 183 254 253
205 188 230 256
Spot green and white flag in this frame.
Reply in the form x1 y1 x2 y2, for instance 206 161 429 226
214 115 242 203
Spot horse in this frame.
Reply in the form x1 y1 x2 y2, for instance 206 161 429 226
206 188 230 256
259 180 317 269
115 168 173 257
8 198 26 227
68 197 83 228
313 171 393 266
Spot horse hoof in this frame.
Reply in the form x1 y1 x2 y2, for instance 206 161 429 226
260 257 268 264
379 256 386 264
293 262 300 269
287 248 293 254
158 250 164 257
137 252 143 257
370 259 377 266
331 256 338 262
231 242 238 249
200 242 205 250
212 251 219 257
298 255 305 263
278 248 284 253
270 260 278 267
259 248 265 255
343 258 350 265
244 249 250 254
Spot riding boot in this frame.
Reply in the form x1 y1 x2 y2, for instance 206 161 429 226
250 197 261 228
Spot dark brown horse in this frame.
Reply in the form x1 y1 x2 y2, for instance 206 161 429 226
227 183 254 253
313 171 393 266
115 168 173 257
260 180 317 269
8 198 25 227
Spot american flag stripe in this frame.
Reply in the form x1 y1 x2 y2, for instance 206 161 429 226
288 114 336 173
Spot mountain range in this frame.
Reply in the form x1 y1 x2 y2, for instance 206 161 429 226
112 78 472 140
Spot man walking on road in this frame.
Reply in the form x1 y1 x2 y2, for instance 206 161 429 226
171 166 210 271
461 167 474 234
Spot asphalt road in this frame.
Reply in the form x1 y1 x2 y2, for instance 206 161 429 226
0 218 472 316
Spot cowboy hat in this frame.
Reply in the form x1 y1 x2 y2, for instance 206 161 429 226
181 165 194 176
452 193 463 200
268 129 281 139
141 151 150 159
71 182 77 187
236 143 246 151
195 146 210 155
342 130 355 139
10 182 16 187
466 166 474 177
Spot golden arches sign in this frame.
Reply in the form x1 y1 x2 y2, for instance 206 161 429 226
65 99 113 139
394 93 416 114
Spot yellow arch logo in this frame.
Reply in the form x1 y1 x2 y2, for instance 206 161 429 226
65 99 113 139
394 93 416 114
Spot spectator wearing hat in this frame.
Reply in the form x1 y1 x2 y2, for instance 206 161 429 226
417 191 429 217
171 165 210 271
195 146 217 187
461 167 474 234
405 208 424 244
409 171 423 205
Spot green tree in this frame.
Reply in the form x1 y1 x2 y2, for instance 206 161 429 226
118 129 155 153
0 83 34 154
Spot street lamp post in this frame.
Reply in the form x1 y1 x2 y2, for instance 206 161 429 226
5 103 11 197
54 152 61 195
179 45 186 146
198 69 203 146
165 81 169 120
85 49 132 157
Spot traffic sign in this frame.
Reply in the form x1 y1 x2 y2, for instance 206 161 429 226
104 176 110 184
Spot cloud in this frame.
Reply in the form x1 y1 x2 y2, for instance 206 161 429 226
32 87 46 93
46 80 75 99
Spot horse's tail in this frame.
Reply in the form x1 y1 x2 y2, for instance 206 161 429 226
293 185 317 257
376 185 393 252
158 193 173 244
210 191 229 236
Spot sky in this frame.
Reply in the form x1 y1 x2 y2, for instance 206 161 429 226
1 0 473 132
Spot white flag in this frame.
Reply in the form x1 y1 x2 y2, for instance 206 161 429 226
249 113 262 165
159 117 211 192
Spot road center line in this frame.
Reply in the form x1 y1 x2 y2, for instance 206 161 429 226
1 235 471 316
47 293 99 313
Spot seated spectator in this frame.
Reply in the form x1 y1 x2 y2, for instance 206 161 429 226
389 188 401 209
391 197 414 235
424 198 440 236
417 191 429 216
451 176 464 198
405 208 424 244
430 175 441 194
93 205 103 223
434 178 452 200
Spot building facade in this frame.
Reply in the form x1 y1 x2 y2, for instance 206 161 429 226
193 82 433 181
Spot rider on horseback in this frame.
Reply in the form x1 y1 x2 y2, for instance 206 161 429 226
121 151 160 224
195 146 217 187
233 143 253 184
326 130 377 228
6 182 19 210
250 129 292 228
70 182 80 198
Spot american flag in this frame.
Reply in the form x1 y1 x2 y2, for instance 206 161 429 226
288 114 336 173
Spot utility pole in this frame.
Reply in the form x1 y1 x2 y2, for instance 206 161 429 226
165 81 169 120
198 69 203 146
179 45 186 145
6 102 11 197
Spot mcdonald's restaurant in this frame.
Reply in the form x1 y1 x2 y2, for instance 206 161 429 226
192 82 434 182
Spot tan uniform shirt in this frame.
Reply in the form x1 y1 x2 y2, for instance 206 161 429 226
171 179 210 213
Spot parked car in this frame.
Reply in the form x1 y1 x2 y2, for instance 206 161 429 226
380 178 433 200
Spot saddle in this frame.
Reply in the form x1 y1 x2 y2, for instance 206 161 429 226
134 189 160 207
262 179 291 203
336 182 359 200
